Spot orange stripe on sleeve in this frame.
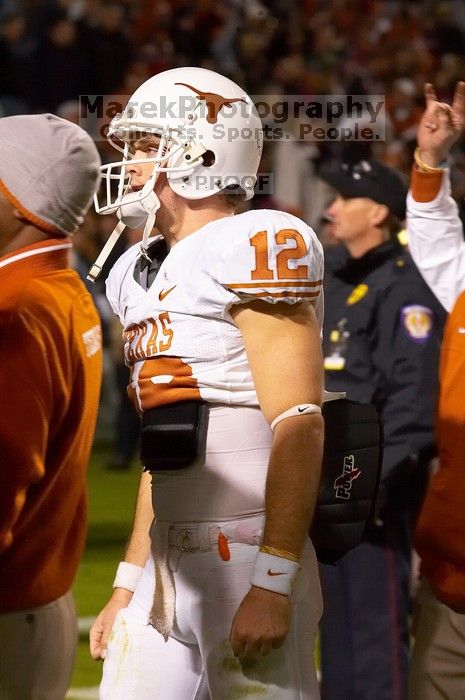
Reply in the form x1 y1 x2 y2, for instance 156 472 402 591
227 279 322 289
410 165 444 203
244 290 320 299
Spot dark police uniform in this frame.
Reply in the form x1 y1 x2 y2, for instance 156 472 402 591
319 238 446 700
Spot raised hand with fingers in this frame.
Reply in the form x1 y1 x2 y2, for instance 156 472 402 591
417 81 465 168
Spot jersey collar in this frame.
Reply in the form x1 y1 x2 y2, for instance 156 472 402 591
0 238 72 280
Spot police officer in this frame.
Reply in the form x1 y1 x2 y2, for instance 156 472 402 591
318 160 445 700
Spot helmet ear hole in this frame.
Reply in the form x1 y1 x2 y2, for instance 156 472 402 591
202 150 216 167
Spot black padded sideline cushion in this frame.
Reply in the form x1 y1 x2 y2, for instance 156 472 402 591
310 399 383 563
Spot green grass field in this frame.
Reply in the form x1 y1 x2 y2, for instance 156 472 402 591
69 444 139 695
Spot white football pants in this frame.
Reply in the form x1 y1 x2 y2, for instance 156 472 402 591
100 405 323 699
101 541 322 700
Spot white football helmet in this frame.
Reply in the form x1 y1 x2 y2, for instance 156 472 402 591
89 67 263 281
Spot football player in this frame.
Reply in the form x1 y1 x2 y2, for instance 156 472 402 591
89 67 325 699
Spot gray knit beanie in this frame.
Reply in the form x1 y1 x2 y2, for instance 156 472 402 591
0 113 101 235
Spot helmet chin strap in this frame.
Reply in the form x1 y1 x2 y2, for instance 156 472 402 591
87 188 160 283
139 204 159 262
140 190 160 260
87 219 126 283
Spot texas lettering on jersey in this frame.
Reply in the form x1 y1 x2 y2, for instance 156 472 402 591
124 312 173 363
106 209 324 412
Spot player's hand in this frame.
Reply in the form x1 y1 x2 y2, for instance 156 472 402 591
417 81 465 167
89 588 133 660
229 586 291 661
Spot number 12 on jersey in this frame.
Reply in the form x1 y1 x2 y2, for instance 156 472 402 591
250 229 309 280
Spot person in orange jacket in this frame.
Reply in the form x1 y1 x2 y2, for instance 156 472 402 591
0 114 102 700
406 81 465 699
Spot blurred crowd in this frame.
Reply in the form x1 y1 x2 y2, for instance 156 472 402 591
2 0 465 163
3 0 465 463
3 0 465 205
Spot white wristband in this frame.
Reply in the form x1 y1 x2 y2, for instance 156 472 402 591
270 404 321 431
250 551 300 596
113 561 143 592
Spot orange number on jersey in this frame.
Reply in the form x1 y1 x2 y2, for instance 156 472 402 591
276 229 309 279
250 228 309 280
250 230 274 280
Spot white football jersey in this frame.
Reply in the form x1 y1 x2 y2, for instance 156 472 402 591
106 209 324 412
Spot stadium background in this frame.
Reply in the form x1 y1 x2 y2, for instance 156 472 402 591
2 0 465 696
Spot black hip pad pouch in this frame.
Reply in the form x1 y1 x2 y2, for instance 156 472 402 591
140 400 209 470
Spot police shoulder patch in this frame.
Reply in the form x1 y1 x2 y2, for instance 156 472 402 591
400 305 433 343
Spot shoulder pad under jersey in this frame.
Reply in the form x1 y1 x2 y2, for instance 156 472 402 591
209 209 324 305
